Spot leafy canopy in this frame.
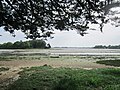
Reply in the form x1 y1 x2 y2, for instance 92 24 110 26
0 0 110 39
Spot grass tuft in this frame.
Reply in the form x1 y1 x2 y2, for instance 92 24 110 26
0 67 9 72
96 60 120 67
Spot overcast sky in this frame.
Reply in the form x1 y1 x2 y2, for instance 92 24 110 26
0 23 120 47
0 7 120 47
48 23 120 47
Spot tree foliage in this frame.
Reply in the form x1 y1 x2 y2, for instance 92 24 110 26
0 40 50 49
0 0 112 39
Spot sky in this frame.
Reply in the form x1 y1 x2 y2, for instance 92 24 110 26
0 7 120 47
0 23 120 47
48 23 120 47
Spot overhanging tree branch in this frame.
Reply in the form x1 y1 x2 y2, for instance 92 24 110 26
0 0 118 39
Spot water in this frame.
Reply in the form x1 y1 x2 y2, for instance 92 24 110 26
0 48 120 55
50 48 120 55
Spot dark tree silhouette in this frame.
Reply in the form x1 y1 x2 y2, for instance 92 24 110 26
0 40 48 49
0 0 112 39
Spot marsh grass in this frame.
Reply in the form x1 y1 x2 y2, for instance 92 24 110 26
0 54 120 62
0 67 9 72
0 55 84 61
6 66 120 90
96 60 120 67
0 56 45 61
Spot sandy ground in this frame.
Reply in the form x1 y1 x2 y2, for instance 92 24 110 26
0 59 114 89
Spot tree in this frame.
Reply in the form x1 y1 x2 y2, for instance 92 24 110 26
0 42 13 49
0 40 49 49
13 41 23 49
22 41 31 49
29 40 46 48
0 0 114 39
5 42 13 48
46 44 51 49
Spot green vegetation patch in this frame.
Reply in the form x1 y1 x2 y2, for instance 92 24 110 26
6 66 120 90
96 60 120 67
0 67 9 72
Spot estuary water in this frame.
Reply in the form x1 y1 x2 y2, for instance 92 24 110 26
0 48 120 55
49 48 120 55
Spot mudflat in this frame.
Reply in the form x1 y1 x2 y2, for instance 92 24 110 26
0 48 120 89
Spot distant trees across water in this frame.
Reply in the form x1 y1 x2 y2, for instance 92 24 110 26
94 45 120 49
0 40 51 49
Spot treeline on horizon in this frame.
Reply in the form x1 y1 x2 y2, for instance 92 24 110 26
0 40 51 49
94 45 120 49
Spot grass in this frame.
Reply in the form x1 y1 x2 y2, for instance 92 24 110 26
6 66 120 90
0 67 9 75
96 60 120 67
0 55 90 61
0 54 120 61
0 56 45 61
0 67 9 72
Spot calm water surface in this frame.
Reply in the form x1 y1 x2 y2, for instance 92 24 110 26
0 48 120 55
